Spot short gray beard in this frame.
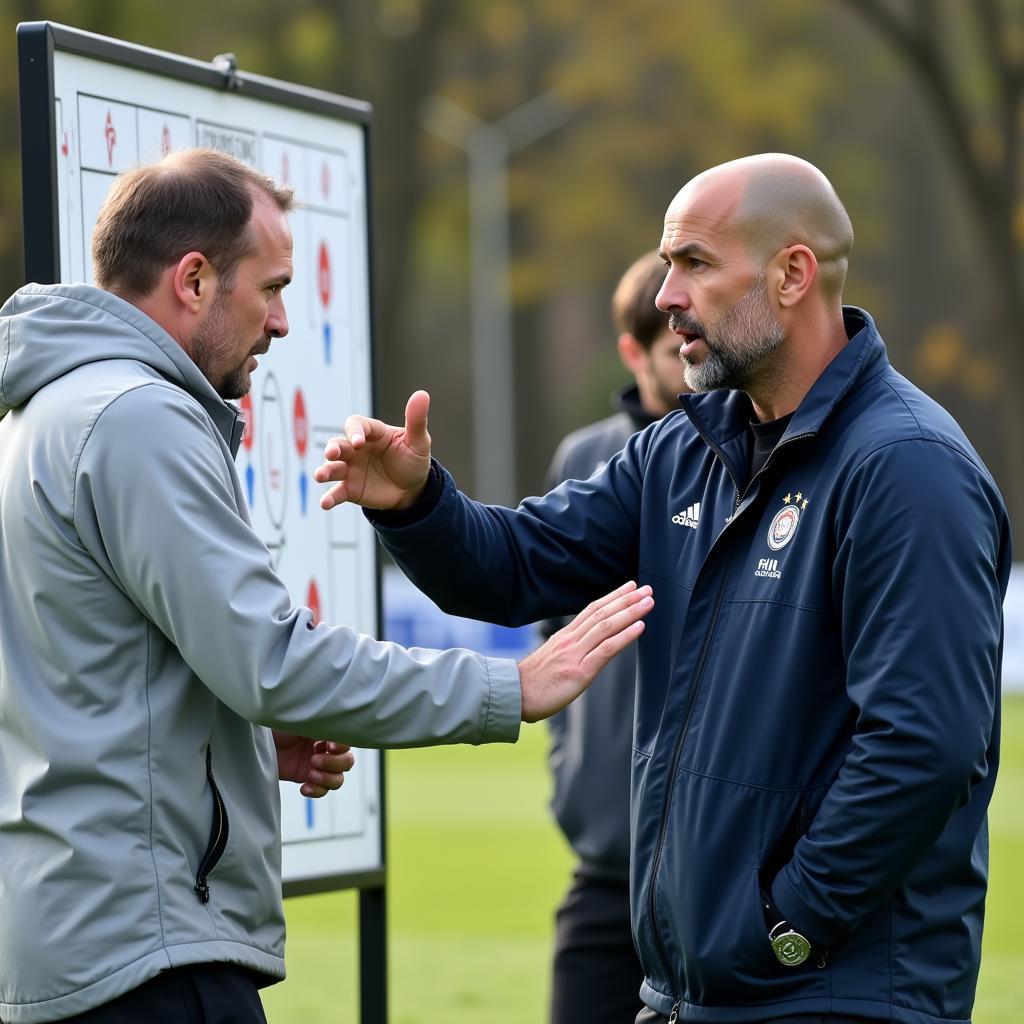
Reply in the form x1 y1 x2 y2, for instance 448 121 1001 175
675 274 786 393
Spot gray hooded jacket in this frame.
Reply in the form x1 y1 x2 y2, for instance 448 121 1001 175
0 284 521 1023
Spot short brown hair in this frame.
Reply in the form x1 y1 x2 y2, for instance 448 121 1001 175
92 148 294 298
610 250 670 350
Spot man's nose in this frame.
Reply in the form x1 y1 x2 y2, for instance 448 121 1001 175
655 273 689 313
267 300 289 339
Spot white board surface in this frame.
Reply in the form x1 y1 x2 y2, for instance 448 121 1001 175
49 46 382 888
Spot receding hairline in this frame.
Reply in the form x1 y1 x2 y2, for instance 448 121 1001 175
152 149 295 213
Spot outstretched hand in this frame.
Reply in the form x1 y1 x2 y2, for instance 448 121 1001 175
315 390 432 511
273 732 355 799
518 581 653 723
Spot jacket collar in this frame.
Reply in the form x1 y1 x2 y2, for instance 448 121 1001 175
678 306 887 454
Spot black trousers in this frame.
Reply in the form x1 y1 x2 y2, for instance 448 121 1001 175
53 964 267 1024
636 1011 875 1024
550 870 644 1024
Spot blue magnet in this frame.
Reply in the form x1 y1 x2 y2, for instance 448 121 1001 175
245 463 255 506
299 471 308 515
322 322 332 365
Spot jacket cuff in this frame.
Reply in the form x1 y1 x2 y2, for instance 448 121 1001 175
770 866 844 948
480 656 522 743
364 459 445 528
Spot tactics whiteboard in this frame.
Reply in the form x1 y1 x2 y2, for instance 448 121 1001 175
18 22 384 896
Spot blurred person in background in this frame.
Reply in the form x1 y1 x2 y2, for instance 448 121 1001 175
318 153 1010 1024
0 147 652 1024
540 250 687 1024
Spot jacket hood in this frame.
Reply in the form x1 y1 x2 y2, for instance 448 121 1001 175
0 284 235 435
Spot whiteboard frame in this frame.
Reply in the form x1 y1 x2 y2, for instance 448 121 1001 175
15 21 387 907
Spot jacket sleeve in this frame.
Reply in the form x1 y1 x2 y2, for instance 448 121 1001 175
369 432 649 628
71 385 521 748
770 437 1010 945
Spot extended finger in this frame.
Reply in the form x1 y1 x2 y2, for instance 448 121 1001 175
404 391 431 453
319 480 350 511
312 750 356 773
314 455 349 485
342 414 378 449
578 618 646 670
563 584 650 640
560 581 637 638
576 592 653 652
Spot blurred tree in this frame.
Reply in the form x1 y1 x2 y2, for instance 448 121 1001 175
0 1 1017 531
839 0 1024 533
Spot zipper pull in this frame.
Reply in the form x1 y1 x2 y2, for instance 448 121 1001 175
194 880 210 904
668 1003 680 1023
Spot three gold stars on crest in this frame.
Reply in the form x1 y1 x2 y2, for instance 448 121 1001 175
783 491 810 511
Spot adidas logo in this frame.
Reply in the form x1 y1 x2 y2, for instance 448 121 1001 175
672 502 701 529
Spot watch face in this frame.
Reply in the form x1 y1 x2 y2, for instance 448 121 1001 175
771 929 811 966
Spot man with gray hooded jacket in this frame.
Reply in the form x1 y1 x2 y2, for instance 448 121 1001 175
0 148 652 1024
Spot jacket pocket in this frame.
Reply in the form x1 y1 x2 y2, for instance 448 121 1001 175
194 744 230 904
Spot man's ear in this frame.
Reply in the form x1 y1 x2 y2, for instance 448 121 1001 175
617 332 646 374
171 252 217 314
770 245 818 309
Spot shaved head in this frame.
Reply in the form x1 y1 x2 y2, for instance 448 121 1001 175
666 154 853 299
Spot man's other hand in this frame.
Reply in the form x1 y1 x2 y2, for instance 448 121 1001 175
315 390 432 511
273 733 355 798
518 581 653 723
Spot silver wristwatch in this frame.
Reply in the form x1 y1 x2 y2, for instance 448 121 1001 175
760 889 813 967
768 919 812 966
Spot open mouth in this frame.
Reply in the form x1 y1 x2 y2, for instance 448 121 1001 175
676 329 705 356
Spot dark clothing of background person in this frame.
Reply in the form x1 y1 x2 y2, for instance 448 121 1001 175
542 385 656 1024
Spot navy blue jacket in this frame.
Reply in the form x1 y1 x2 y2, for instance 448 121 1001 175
372 309 1010 1023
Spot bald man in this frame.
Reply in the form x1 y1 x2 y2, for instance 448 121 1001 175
317 155 1009 1024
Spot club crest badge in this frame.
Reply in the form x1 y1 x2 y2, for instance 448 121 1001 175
767 490 809 551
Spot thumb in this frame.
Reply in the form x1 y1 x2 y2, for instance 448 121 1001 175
404 390 431 452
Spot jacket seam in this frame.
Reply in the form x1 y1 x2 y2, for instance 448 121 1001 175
888 896 894 1011
0 940 284 1009
677 763 834 795
724 596 828 614
482 657 496 739
637 568 693 591
71 381 219 518
834 435 990 524
0 312 11 406
143 621 167 949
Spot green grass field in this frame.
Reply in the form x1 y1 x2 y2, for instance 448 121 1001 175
262 695 1024 1023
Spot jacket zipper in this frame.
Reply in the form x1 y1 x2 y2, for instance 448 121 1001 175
668 1003 680 1022
646 538 736 995
745 432 814 500
644 429 813 1002
194 744 230 904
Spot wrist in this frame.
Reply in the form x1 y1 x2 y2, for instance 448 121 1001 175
759 889 827 969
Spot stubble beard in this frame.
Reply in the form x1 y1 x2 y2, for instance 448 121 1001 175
189 287 268 400
670 274 786 394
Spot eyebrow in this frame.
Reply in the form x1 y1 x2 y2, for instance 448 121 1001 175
263 274 293 289
660 242 715 263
